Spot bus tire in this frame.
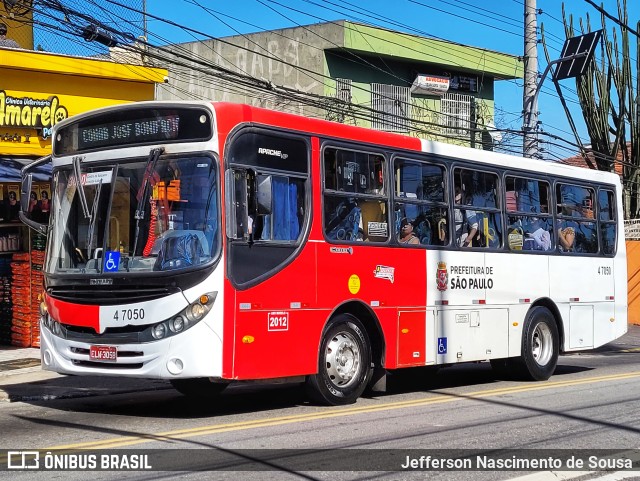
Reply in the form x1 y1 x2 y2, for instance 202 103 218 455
170 378 228 398
517 306 559 381
306 315 371 406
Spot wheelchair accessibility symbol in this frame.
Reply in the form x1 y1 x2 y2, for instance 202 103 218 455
103 251 120 272
437 337 447 354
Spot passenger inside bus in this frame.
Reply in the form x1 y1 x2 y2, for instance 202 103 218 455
558 223 576 252
454 187 479 247
437 217 447 244
398 217 419 245
525 225 552 250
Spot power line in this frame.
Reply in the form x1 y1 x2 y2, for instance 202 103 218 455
25 0 620 163
583 0 640 38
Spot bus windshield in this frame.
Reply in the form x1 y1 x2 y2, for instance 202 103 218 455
46 154 219 275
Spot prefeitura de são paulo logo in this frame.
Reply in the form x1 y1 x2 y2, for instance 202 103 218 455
436 262 448 291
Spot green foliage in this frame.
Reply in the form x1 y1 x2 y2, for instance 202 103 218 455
556 0 640 219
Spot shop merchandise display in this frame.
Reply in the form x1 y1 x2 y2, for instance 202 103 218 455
10 251 31 347
0 180 50 347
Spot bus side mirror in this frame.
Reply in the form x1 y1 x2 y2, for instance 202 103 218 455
256 174 272 215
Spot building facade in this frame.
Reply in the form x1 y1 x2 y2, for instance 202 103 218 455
156 21 522 148
1 48 166 160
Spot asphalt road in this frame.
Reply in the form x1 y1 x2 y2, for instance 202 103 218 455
1 327 640 480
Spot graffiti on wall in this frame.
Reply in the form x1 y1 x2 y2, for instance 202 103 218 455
168 37 320 116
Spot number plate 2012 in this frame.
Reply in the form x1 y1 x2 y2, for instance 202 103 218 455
89 345 117 362
267 311 289 331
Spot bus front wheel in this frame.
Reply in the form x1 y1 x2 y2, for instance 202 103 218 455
518 306 559 381
171 378 228 398
306 315 371 406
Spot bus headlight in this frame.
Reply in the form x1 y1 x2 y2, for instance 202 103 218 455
186 303 206 322
52 320 62 336
152 324 167 340
145 292 216 342
169 316 186 333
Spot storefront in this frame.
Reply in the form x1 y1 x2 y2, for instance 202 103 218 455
0 47 167 347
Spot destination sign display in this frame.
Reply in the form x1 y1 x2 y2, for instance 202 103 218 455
54 107 212 155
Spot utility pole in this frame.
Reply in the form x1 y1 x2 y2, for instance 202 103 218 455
523 0 539 158
142 0 148 40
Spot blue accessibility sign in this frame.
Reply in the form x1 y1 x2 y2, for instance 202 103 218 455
103 251 120 272
437 337 447 354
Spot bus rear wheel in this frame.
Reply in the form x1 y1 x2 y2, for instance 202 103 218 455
306 315 371 406
517 306 559 381
171 378 228 398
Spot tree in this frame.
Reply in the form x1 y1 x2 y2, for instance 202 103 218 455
549 1 639 219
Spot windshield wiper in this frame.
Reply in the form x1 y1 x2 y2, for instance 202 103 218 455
86 178 103 261
131 148 164 267
72 155 91 219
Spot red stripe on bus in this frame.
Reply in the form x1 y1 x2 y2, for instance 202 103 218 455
46 296 100 332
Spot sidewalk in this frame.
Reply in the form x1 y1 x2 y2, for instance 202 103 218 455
1 325 639 403
0 346 170 402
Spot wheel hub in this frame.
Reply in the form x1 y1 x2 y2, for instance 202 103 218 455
532 323 552 366
326 332 360 387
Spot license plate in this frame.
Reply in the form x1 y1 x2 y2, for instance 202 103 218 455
89 345 117 362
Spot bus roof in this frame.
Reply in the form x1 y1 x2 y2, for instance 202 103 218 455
210 102 621 187
51 100 621 188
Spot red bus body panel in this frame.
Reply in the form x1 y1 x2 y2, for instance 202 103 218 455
213 103 427 380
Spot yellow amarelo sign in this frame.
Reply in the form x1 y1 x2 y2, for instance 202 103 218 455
0 91 68 135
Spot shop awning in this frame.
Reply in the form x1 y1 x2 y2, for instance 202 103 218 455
0 157 51 182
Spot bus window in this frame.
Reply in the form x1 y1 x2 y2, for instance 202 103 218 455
228 169 305 243
556 184 594 218
505 177 549 214
505 177 552 251
394 158 448 246
556 183 597 254
395 159 445 203
324 148 384 195
453 168 502 248
324 147 388 243
395 205 448 246
508 215 553 251
257 176 305 241
598 189 616 255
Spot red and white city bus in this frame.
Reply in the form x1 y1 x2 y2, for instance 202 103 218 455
20 101 627 405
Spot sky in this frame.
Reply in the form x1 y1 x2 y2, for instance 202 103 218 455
145 0 640 161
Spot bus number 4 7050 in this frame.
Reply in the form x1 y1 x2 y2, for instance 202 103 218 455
113 309 145 321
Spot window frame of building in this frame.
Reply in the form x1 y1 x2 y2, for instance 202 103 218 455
371 83 411 133
441 92 473 138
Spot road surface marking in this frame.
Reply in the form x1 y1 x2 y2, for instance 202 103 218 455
43 370 640 450
508 471 640 481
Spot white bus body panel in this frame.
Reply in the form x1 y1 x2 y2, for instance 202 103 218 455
40 266 226 379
